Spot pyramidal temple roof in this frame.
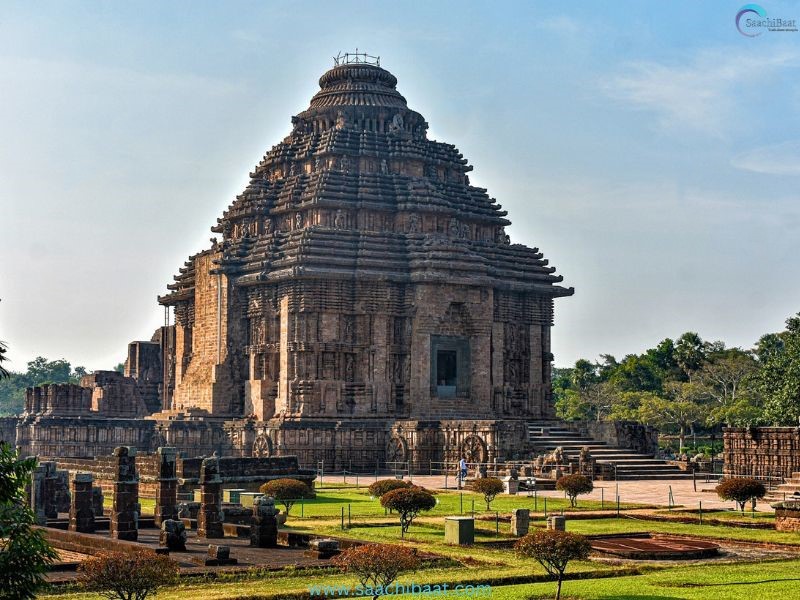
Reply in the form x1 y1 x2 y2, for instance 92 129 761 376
160 56 573 306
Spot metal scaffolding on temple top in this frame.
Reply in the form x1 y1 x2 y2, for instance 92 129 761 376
333 49 380 67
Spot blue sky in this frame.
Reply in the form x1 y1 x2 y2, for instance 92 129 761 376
1 1 799 371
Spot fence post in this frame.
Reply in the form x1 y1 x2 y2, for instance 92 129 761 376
601 487 604 510
534 489 538 512
496 511 499 536
301 497 304 518
460 493 463 515
471 498 475 516
341 506 345 530
544 496 547 517
699 500 702 525
348 503 352 528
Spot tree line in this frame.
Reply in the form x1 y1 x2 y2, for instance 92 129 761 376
554 312 800 451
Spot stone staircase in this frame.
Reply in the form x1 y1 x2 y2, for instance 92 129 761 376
528 421 693 480
766 472 800 503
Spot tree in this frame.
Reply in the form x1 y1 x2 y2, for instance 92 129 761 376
332 543 419 600
380 488 436 538
607 354 664 393
258 478 313 516
515 530 591 600
367 479 412 498
555 474 593 508
698 350 759 427
757 314 800 425
637 384 704 454
78 551 179 600
675 332 707 380
0 341 9 380
471 477 504 510
715 478 766 513
0 442 59 599
580 382 618 422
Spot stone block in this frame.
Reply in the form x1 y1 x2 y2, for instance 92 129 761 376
547 515 566 531
160 519 187 551
304 538 340 559
205 544 237 566
511 508 530 537
444 516 474 545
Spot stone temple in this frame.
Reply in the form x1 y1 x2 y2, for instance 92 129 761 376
15 55 573 470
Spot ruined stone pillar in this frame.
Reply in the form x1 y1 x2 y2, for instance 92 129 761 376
197 455 223 539
69 473 95 533
250 495 279 548
41 461 59 518
30 464 48 525
154 446 178 527
110 446 139 541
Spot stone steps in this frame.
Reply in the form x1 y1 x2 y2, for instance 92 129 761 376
528 421 693 481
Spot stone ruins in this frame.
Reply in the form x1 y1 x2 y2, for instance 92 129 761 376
12 54 574 470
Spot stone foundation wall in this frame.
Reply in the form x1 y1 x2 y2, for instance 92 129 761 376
723 427 800 480
17 416 156 458
571 420 659 456
774 502 800 532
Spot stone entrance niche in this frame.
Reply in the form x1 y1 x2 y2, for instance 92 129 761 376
431 336 470 399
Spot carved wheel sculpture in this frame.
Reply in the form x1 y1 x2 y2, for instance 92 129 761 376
252 434 273 458
386 435 408 465
460 434 487 464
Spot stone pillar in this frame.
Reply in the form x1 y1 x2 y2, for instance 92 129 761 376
110 446 139 541
250 495 279 548
197 455 223 539
511 508 530 537
69 473 95 533
546 515 566 531
42 461 59 518
30 464 48 525
154 447 178 526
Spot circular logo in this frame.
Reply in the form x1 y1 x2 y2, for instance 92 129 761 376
737 4 767 37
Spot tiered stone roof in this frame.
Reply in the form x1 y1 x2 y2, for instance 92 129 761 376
160 60 572 305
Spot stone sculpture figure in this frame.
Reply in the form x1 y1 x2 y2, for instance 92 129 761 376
160 519 187 551
334 209 345 229
407 212 419 233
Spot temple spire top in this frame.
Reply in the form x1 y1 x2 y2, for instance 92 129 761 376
333 50 380 67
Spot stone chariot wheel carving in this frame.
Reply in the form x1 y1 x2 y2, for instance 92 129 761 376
253 435 273 458
386 435 408 465
460 434 487 464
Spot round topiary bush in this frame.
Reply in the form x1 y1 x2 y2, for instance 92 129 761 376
367 478 412 498
556 474 594 508
471 477 505 510
259 478 314 516
380 487 437 538
515 529 591 600
78 550 180 600
715 477 766 513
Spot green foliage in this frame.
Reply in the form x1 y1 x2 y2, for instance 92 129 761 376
715 477 767 513
0 443 59 599
78 551 179 600
379 488 436 537
258 478 313 515
0 356 87 416
367 479 412 498
757 313 800 425
514 530 591 600
555 474 593 507
471 477 504 509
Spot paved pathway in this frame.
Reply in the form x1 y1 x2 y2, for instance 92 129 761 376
317 474 774 513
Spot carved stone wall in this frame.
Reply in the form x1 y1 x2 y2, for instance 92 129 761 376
724 427 800 480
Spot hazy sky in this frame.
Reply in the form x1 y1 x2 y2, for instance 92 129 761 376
1 1 799 372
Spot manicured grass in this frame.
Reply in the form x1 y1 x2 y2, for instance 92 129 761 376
484 558 800 599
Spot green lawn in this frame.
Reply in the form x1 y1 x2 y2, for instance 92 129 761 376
483 558 800 599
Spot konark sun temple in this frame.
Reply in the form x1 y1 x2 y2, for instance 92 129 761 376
15 55 577 471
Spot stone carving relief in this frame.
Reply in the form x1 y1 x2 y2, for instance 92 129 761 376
460 434 487 464
386 435 408 464
334 209 346 229
253 434 273 458
407 213 419 233
389 113 404 133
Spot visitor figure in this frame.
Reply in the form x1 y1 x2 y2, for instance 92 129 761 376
458 456 468 489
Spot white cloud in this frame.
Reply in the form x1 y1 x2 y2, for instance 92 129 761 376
602 48 800 137
731 140 800 175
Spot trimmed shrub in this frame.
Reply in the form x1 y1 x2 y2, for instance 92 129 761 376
556 474 594 508
259 478 313 515
78 551 179 600
471 477 505 510
332 543 419 599
515 530 591 600
367 479 412 498
380 488 436 538
715 477 767 513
